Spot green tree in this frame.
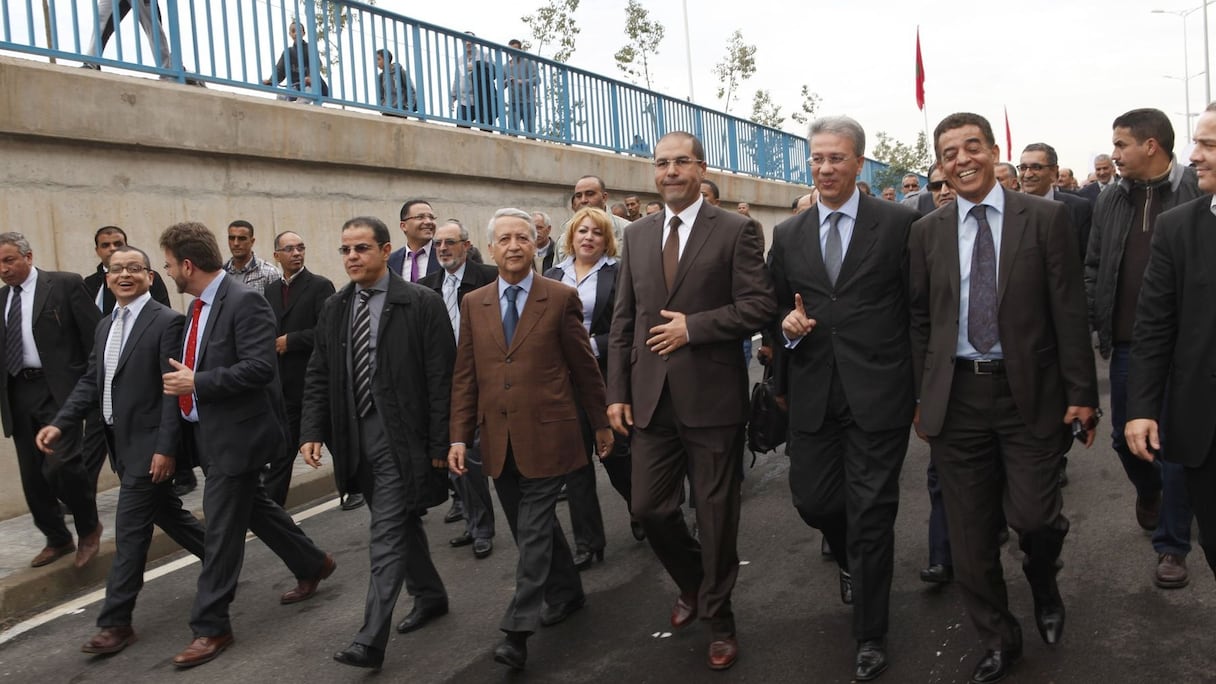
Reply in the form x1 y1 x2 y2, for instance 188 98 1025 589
309 0 376 75
713 30 756 114
522 0 580 63
613 0 665 90
870 131 933 194
790 85 823 127
750 89 785 128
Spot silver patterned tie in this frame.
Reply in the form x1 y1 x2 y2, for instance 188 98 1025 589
824 211 843 286
445 273 460 343
102 306 127 424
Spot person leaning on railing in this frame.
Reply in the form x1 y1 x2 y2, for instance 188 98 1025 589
262 21 329 102
374 49 417 117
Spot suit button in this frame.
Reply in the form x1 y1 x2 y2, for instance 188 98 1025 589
831 328 837 335
500 409 508 416
831 295 837 301
506 357 512 363
505 383 511 389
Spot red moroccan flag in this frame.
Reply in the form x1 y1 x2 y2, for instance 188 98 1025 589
915 28 925 111
1005 107 1012 161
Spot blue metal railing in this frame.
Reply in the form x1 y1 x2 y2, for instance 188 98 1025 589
0 0 811 184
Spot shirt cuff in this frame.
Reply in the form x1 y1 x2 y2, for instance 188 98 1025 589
783 332 803 349
590 337 599 357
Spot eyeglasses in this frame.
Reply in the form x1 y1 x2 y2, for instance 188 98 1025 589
902 182 918 190
275 244 306 254
927 181 948 191
107 264 149 275
653 157 703 170
433 238 467 247
809 154 854 167
1016 163 1056 173
337 243 380 255
403 213 437 222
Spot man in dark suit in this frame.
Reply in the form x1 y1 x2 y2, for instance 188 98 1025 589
37 245 205 656
1017 143 1094 263
1078 153 1118 206
387 199 442 282
770 116 918 681
0 232 102 569
449 208 613 670
262 230 335 506
158 222 334 669
1127 102 1216 583
607 132 776 671
531 212 558 274
909 113 1099 684
419 219 497 560
300 216 452 670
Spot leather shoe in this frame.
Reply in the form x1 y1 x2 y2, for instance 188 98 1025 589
540 596 585 627
76 523 103 568
172 633 234 668
449 531 473 547
280 552 336 604
172 472 197 498
81 625 137 654
1155 553 1190 589
970 646 1021 684
1027 574 1064 645
670 592 698 628
333 642 384 669
31 542 74 568
340 493 365 511
395 600 449 633
839 570 854 605
1136 491 1162 531
631 520 646 541
443 502 464 524
920 564 954 584
473 538 493 559
493 633 527 670
854 638 888 681
573 547 603 571
707 638 738 670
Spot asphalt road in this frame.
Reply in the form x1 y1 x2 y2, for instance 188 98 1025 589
0 360 1213 683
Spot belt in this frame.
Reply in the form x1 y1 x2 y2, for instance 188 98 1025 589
11 368 44 381
956 358 1005 375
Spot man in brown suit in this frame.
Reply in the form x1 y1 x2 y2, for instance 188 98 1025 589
909 112 1099 684
448 208 613 671
606 131 776 671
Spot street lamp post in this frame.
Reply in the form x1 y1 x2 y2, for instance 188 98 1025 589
1154 2 1214 108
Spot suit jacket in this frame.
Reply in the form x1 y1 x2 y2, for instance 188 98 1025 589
1127 196 1216 467
84 262 172 315
300 273 453 509
187 274 290 476
53 300 184 476
0 269 100 437
769 194 918 432
450 275 607 479
1049 189 1093 262
909 188 1098 439
263 268 335 406
387 245 442 281
418 261 499 309
544 260 618 375
606 202 776 429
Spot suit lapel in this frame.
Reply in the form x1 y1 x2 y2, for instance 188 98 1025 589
669 205 715 299
941 205 961 303
798 207 832 289
197 277 229 356
635 214 667 297
116 303 156 373
997 190 1028 307
508 279 547 354
280 272 302 318
481 285 509 353
836 200 878 289
32 271 52 324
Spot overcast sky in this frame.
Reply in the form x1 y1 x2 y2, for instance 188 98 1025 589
385 0 1212 175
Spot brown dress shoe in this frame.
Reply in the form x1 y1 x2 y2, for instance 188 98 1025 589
280 552 336 604
708 638 739 670
1154 553 1189 589
172 634 234 668
75 523 103 568
82 625 137 654
31 542 75 568
670 592 698 629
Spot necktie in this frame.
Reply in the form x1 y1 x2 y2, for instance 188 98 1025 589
503 285 521 346
663 216 682 292
352 289 375 417
179 298 204 415
824 211 843 286
103 306 127 423
5 285 22 376
409 249 422 282
444 273 460 342
967 204 999 354
281 280 290 308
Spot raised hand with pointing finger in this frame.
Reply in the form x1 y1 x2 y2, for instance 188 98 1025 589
781 293 817 341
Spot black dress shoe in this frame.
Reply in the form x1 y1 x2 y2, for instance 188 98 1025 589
493 633 528 670
395 600 449 633
855 639 888 681
970 646 1021 684
340 493 365 511
573 548 604 571
333 642 384 669
821 536 834 560
1034 602 1065 645
473 538 493 559
631 521 646 541
172 473 197 498
540 596 585 627
450 531 473 547
443 502 465 524
1025 562 1065 645
920 564 954 584
839 570 854 605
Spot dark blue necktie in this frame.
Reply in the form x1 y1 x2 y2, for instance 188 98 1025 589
968 204 999 354
503 285 521 346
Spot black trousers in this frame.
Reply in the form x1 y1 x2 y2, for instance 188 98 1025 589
10 374 98 547
1184 439 1216 580
262 399 301 506
565 408 632 553
82 410 109 487
930 369 1068 650
787 370 908 641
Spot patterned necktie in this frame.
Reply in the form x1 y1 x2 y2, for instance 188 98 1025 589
103 306 127 423
5 285 22 376
352 289 375 417
179 299 204 415
968 204 999 354
824 211 843 286
445 273 460 342
409 249 422 282
663 216 682 292
503 285 521 346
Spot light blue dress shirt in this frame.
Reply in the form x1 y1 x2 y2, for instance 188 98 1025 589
955 185 1005 360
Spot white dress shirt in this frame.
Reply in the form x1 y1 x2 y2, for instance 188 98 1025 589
5 267 43 369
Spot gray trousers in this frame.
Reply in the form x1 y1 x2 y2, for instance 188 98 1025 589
86 0 172 69
452 439 495 540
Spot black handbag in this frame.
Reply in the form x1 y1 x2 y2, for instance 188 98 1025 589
747 363 787 455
